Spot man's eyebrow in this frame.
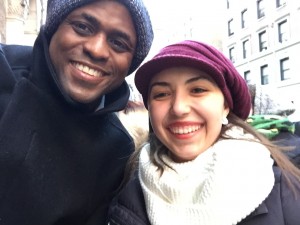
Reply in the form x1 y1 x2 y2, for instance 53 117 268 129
81 13 100 28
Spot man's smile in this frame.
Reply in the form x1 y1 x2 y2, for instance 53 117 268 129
73 62 109 77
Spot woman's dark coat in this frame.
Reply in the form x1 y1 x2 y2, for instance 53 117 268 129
0 29 134 225
272 132 300 169
108 167 300 225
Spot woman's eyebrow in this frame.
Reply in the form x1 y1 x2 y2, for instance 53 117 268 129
149 74 212 91
186 76 205 84
149 81 169 91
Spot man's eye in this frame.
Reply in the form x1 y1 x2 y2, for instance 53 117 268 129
109 39 131 52
72 22 93 35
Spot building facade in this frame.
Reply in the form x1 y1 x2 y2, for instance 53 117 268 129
0 0 46 45
224 0 300 106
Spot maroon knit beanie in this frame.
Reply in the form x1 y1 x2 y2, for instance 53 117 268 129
134 40 251 120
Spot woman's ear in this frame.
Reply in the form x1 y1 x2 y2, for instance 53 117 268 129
221 103 230 125
223 101 230 117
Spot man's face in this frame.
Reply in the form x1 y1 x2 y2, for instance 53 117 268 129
49 0 137 104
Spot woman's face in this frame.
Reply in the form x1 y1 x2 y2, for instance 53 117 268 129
148 67 229 162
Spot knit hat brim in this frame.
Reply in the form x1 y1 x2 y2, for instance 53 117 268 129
135 40 251 120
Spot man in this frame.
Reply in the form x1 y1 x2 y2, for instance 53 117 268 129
0 0 153 224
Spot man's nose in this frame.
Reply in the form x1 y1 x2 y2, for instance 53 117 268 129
84 34 110 60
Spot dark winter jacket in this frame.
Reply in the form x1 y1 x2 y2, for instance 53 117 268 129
108 166 300 225
0 29 134 225
272 132 300 169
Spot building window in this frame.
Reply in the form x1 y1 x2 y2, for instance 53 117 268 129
228 19 234 36
280 57 290 80
229 47 235 63
260 65 269 85
278 20 288 43
259 30 267 52
244 70 251 83
276 0 286 8
257 0 265 19
242 39 250 59
241 9 248 28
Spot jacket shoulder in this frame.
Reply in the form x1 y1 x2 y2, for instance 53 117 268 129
108 176 150 225
109 113 133 142
0 44 32 66
0 44 32 80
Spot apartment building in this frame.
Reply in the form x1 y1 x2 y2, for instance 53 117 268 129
224 0 300 106
0 0 46 45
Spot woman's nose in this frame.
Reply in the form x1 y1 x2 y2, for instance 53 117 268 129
170 94 191 116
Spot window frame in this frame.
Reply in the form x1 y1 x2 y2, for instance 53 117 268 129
278 19 288 43
244 70 251 83
259 30 267 52
241 9 248 29
228 19 234 36
276 0 286 8
260 64 269 85
242 39 250 59
257 0 265 19
229 46 235 63
280 57 290 80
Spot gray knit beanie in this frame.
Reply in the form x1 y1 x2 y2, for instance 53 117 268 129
44 0 153 75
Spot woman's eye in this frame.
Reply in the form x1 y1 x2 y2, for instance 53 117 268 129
191 87 206 94
152 92 169 99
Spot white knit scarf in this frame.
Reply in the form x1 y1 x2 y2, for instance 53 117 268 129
139 127 275 225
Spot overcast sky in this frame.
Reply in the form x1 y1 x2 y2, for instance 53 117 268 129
126 0 227 85
143 0 226 53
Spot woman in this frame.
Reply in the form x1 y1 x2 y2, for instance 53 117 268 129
107 40 300 225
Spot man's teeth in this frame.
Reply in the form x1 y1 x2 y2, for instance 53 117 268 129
75 63 101 77
170 125 201 134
